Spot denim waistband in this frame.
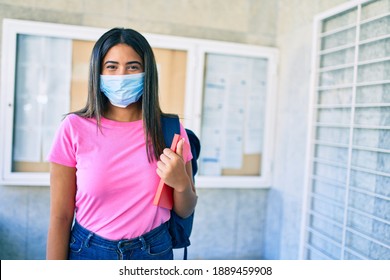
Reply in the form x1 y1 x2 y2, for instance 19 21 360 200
71 220 169 251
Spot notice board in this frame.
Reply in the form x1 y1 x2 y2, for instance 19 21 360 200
199 53 268 177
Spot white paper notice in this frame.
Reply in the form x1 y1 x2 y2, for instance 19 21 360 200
220 76 246 169
199 70 225 175
200 54 268 174
244 60 268 154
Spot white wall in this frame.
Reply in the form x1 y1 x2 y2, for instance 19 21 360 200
263 0 349 259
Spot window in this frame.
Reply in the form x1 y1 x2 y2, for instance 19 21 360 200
301 0 390 259
194 43 278 188
0 20 101 185
0 19 277 188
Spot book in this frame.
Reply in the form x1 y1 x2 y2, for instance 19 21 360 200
153 134 181 209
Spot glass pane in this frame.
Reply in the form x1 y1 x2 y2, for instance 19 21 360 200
306 248 332 260
309 214 343 243
353 128 390 150
347 210 390 244
354 107 390 126
312 178 346 203
348 191 374 214
314 144 349 165
360 15 390 41
313 162 348 185
348 190 390 220
315 126 350 145
317 108 351 125
311 195 345 223
320 47 355 68
321 28 356 50
351 149 390 174
344 251 363 259
356 84 390 104
350 170 390 197
153 48 188 117
12 34 71 172
305 248 326 260
361 0 390 21
345 230 390 260
322 8 357 33
357 61 390 83
308 232 341 259
359 38 390 62
199 53 268 176
317 88 353 105
319 67 354 87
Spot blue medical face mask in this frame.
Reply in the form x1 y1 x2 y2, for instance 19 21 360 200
100 72 145 108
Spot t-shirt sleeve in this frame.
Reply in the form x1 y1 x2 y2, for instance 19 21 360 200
179 123 193 163
47 115 77 167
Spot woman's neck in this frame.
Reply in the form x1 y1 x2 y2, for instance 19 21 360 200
104 102 142 122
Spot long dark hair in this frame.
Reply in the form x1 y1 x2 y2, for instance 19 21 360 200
73 27 165 162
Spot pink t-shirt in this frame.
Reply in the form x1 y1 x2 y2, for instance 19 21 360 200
47 114 192 240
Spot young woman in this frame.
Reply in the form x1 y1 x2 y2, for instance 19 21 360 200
46 28 197 260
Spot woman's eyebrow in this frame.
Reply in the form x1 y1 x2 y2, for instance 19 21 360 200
126 61 143 66
103 61 142 65
103 60 119 65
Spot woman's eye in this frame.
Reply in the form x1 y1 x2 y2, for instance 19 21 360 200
106 65 117 70
128 64 141 71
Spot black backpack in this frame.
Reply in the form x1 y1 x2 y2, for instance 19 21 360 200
161 115 201 259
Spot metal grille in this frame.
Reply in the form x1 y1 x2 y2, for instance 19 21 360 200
302 0 390 260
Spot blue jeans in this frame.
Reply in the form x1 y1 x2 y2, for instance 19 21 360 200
68 220 173 260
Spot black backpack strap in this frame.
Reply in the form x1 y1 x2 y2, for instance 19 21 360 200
161 114 194 260
161 115 180 148
184 129 200 179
